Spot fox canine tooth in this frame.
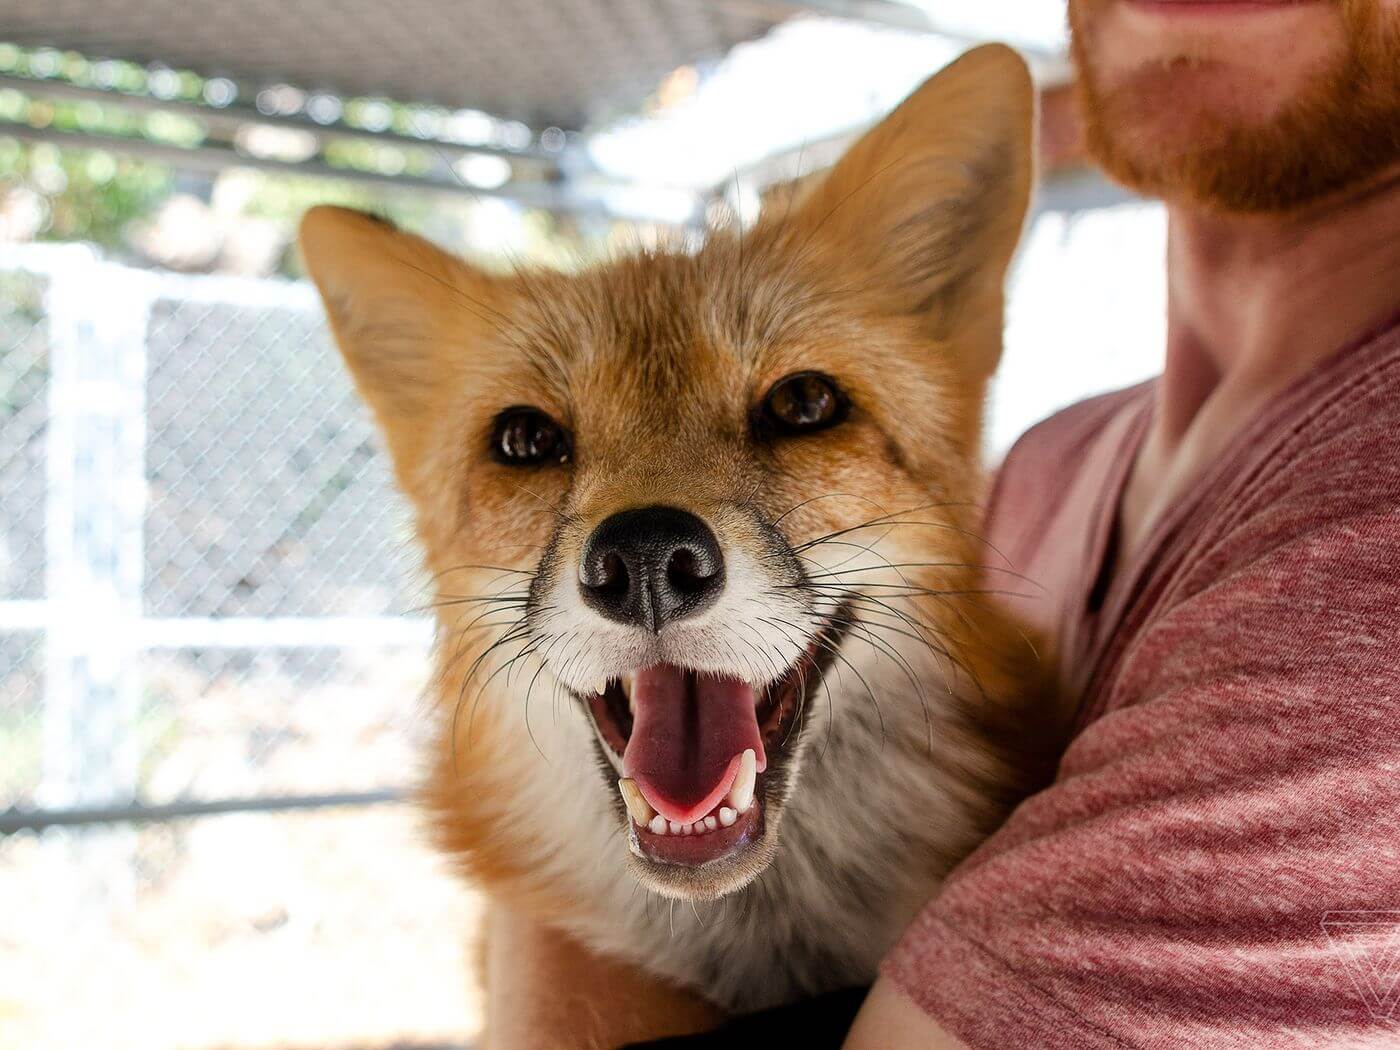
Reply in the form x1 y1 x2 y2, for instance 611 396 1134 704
726 748 756 813
648 814 667 835
621 671 637 712
594 678 608 696
618 778 654 826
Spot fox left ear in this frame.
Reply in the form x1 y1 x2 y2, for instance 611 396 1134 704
783 44 1035 376
298 206 507 486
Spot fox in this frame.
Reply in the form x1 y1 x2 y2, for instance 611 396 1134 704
299 43 1063 1045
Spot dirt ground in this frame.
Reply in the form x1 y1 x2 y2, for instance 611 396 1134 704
0 805 484 1050
0 647 486 1050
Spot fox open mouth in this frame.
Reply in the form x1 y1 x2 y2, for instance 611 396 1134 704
581 610 850 870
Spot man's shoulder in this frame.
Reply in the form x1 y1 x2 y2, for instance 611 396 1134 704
980 383 1154 599
1002 382 1153 475
1218 324 1400 534
988 382 1153 529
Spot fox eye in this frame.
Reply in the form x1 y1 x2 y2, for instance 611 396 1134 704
492 407 570 466
761 372 847 435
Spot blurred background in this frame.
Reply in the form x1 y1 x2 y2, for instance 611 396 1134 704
0 2 1165 1047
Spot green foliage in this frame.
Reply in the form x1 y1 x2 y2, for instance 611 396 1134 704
0 138 172 248
0 41 611 275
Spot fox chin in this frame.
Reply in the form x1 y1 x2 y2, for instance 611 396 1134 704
300 43 1064 1023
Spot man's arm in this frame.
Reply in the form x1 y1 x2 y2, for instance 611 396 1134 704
865 507 1400 1047
845 978 966 1048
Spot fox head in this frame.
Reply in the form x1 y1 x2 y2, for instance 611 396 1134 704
300 46 1036 914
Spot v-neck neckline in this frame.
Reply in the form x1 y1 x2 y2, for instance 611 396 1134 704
1067 308 1400 731
1057 386 1153 704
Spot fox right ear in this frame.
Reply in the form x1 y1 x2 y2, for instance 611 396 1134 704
781 44 1034 377
298 206 506 474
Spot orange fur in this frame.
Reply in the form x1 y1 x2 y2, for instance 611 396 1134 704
300 44 1063 1038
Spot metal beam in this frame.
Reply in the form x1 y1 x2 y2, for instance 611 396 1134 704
717 122 1139 218
2 120 704 226
718 0 1071 77
0 789 407 834
138 615 433 649
0 73 556 162
41 253 150 842
0 76 706 225
0 120 618 216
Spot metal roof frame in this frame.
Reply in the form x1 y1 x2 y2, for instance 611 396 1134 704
1 68 708 223
0 2 1096 225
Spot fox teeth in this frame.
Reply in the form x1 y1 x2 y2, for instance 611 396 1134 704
726 748 756 814
631 749 760 836
617 778 654 826
642 803 746 836
594 678 608 696
621 671 637 713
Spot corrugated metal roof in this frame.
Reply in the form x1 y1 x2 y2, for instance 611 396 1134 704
0 0 785 129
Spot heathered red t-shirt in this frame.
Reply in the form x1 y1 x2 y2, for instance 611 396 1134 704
883 315 1400 1048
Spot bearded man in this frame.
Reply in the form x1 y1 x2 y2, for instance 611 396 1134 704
499 2 1400 1045
849 1 1400 1045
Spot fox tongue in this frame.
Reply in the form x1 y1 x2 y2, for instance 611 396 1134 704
622 665 767 825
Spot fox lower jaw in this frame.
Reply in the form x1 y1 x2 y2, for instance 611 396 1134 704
456 634 990 1013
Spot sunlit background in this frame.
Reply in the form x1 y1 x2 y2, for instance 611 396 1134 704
0 2 1164 1048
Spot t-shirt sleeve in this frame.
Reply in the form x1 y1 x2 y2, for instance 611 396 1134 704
881 509 1400 1049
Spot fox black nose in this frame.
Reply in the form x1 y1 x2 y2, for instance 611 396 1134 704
578 506 725 633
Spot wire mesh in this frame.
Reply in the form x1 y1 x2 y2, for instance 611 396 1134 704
0 189 1169 1050
0 632 42 807
0 249 474 1049
0 806 482 1050
0 255 433 815
138 646 429 804
0 0 781 128
143 292 420 620
0 271 47 819
0 268 46 602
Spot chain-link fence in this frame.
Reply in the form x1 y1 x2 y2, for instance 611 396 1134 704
0 243 433 816
0 242 480 1050
0 197 1168 1049
0 265 46 818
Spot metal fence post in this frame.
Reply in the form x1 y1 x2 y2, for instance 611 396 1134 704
41 254 151 892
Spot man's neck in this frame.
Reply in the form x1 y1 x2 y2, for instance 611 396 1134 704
1119 166 1400 561
1159 166 1400 442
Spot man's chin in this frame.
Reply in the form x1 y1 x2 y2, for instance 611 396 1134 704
1076 81 1266 208
1070 2 1400 213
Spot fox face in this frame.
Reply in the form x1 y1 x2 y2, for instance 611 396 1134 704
302 45 1053 1005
